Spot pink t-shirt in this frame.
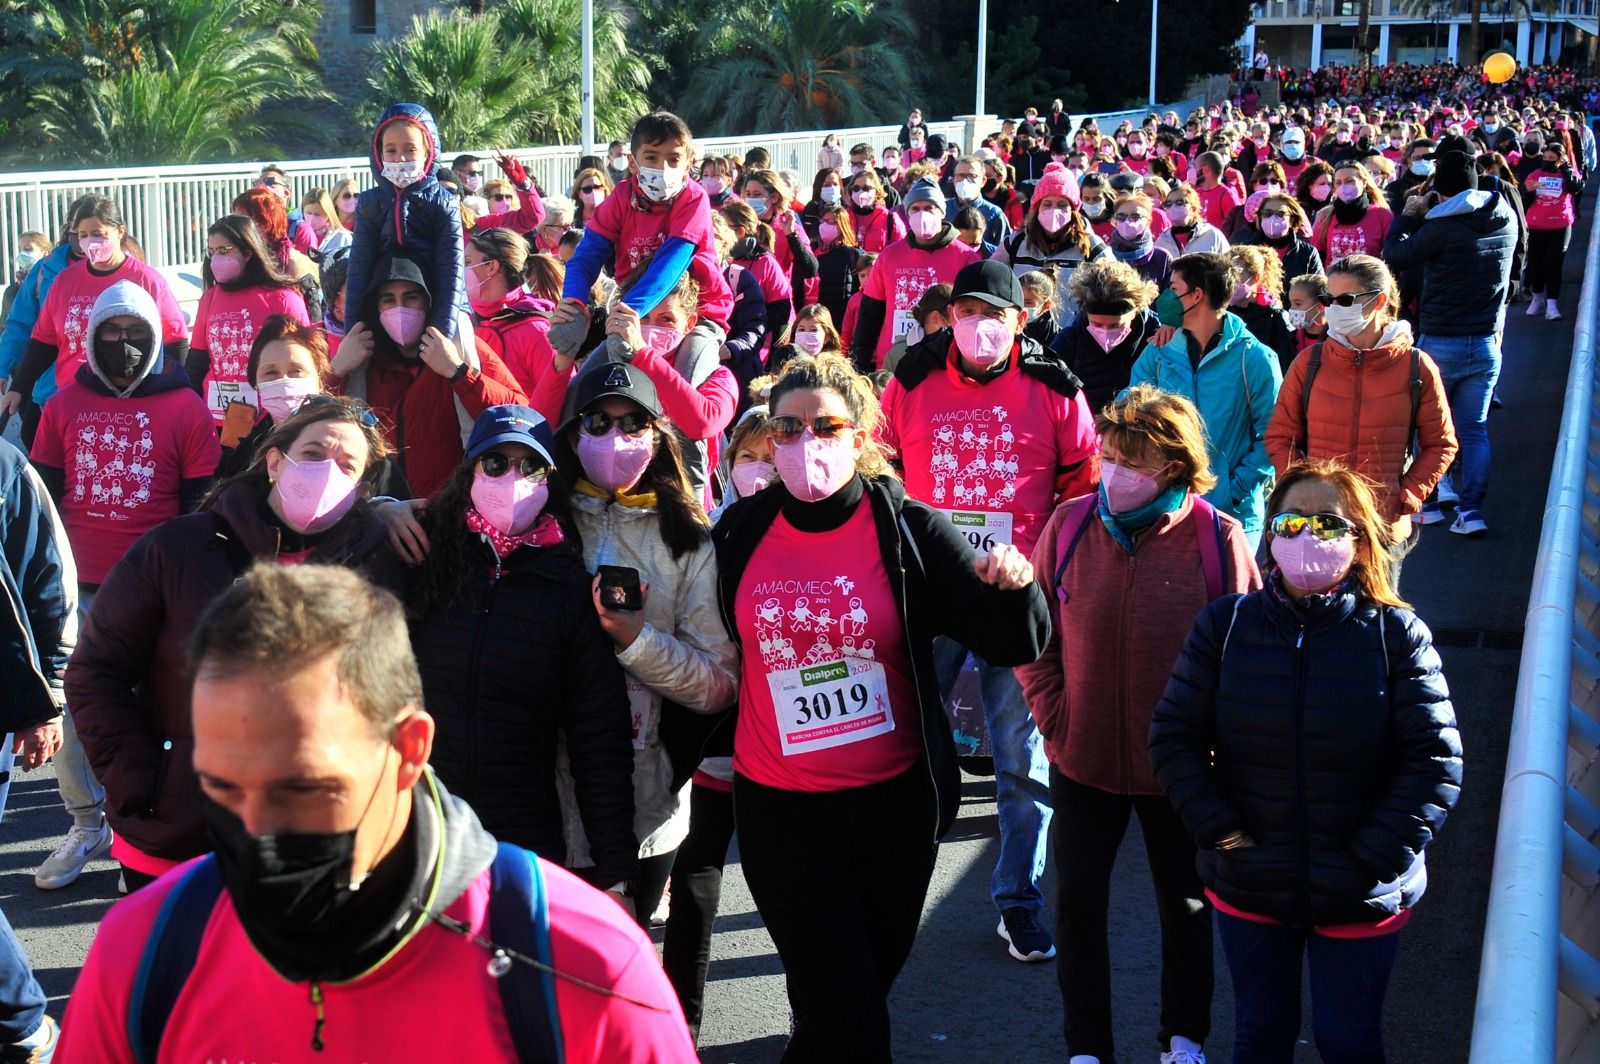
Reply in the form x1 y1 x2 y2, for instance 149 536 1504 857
586 177 734 328
191 282 310 421
851 206 906 253
1196 182 1244 229
879 342 1099 559
32 381 221 584
55 856 699 1064
1314 206 1393 261
31 258 189 392
733 500 923 791
739 250 792 305
862 237 980 367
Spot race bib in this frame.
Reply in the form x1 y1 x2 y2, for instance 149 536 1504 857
892 308 918 340
627 677 653 751
208 379 257 420
766 656 894 756
937 508 1014 554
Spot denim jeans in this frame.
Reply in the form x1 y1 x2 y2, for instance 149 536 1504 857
1418 333 1500 513
0 908 46 1044
1216 910 1402 1064
932 638 1052 914
57 587 106 829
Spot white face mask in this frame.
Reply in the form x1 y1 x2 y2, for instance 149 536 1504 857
382 160 426 188
1324 295 1375 341
820 186 841 205
636 165 686 202
955 178 981 202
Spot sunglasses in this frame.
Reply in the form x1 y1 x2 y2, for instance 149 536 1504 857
768 415 855 444
579 185 603 194
300 393 380 428
1269 511 1358 541
491 193 516 202
478 451 547 480
579 410 653 437
1316 289 1381 308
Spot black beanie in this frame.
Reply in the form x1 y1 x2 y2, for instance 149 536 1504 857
1432 151 1478 197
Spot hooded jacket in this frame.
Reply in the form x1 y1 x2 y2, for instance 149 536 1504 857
474 288 557 394
336 253 528 499
1150 585 1462 926
1265 324 1458 543
1382 189 1516 337
29 281 220 585
66 480 408 862
0 243 73 404
1126 313 1283 533
0 438 76 733
346 103 466 340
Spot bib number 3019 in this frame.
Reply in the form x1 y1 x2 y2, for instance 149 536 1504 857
767 656 894 756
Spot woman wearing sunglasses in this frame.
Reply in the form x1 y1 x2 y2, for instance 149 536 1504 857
1150 461 1461 1064
552 358 740 931
408 404 640 913
1266 254 1457 588
67 398 405 891
713 352 1048 1059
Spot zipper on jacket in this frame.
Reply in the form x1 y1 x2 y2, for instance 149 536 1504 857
1350 351 1365 459
1291 624 1311 925
462 560 503 803
308 980 326 1051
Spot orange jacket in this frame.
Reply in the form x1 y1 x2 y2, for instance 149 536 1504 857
1264 328 1458 542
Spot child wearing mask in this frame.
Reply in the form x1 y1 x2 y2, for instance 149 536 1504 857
1286 272 1329 353
812 204 862 329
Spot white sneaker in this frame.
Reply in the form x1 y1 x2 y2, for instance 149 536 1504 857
1161 1052 1207 1064
1417 502 1448 525
1436 474 1459 507
1526 294 1547 315
34 820 112 889
1451 509 1489 537
1546 300 1563 321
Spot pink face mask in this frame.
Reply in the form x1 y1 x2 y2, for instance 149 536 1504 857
209 254 244 283
1039 207 1070 234
80 235 115 266
1087 322 1132 352
489 198 513 216
465 260 496 304
1114 218 1147 241
818 221 840 244
1260 215 1290 239
700 176 726 196
642 323 683 354
470 468 548 535
581 188 605 208
793 328 825 354
273 455 360 534
952 314 1013 370
306 214 329 237
731 459 775 497
576 428 655 493
908 210 942 240
1164 203 1190 225
1270 529 1356 593
380 305 426 346
774 432 856 502
256 376 320 422
1100 459 1166 513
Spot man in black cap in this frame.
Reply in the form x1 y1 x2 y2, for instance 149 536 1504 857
877 259 1098 966
1383 133 1517 539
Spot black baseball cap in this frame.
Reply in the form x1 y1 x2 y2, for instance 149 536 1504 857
562 356 662 428
950 259 1024 310
466 405 556 466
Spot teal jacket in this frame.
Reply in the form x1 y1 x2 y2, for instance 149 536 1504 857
1125 312 1282 532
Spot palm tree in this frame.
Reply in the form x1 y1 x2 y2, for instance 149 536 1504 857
1357 0 1373 68
2 0 329 165
678 0 917 135
364 9 544 150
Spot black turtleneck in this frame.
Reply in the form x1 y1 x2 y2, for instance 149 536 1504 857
1332 195 1370 224
781 474 865 534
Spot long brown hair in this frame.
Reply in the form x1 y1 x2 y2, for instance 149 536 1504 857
1266 460 1407 609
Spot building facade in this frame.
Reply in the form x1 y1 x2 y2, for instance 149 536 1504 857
316 0 452 96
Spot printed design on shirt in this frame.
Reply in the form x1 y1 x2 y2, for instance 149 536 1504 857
207 308 258 394
623 232 667 278
1326 225 1371 260
927 403 1018 510
61 296 95 364
889 265 941 340
751 574 878 671
71 409 155 515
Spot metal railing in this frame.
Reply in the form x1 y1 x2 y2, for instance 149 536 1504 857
0 103 1204 282
1469 197 1600 1061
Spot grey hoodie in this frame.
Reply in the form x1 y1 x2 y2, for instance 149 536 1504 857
1382 188 1516 337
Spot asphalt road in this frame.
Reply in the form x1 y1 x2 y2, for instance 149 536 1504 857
0 206 1583 1061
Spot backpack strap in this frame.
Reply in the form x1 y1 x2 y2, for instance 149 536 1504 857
1051 495 1100 605
488 842 565 1064
1296 342 1325 457
1405 346 1423 465
1190 496 1228 602
128 857 224 1064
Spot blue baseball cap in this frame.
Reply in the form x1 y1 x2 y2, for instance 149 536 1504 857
465 405 556 466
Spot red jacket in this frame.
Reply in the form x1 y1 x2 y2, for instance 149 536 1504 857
1018 493 1260 795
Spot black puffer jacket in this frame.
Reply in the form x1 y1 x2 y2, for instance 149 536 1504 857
1052 308 1160 414
410 539 638 887
1149 581 1461 926
1382 189 1516 338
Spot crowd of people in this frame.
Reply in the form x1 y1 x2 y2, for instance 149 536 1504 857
1 57 1583 1061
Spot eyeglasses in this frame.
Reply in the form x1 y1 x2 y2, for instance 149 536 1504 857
1269 511 1358 541
768 415 855 444
1316 289 1380 308
205 245 238 259
478 452 548 480
579 410 653 437
98 324 152 342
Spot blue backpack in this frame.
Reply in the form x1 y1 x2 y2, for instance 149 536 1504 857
127 842 564 1063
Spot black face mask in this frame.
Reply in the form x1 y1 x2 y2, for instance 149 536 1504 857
92 336 153 382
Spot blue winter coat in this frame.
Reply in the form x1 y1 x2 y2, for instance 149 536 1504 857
0 438 76 731
346 103 466 339
0 244 73 405
1125 312 1282 532
1149 583 1462 926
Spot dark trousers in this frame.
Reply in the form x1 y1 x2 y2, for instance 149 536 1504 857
735 767 937 1064
121 866 160 892
1050 769 1213 1063
1216 909 1401 1064
0 908 45 1044
633 850 675 934
663 783 737 1041
1526 226 1573 300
